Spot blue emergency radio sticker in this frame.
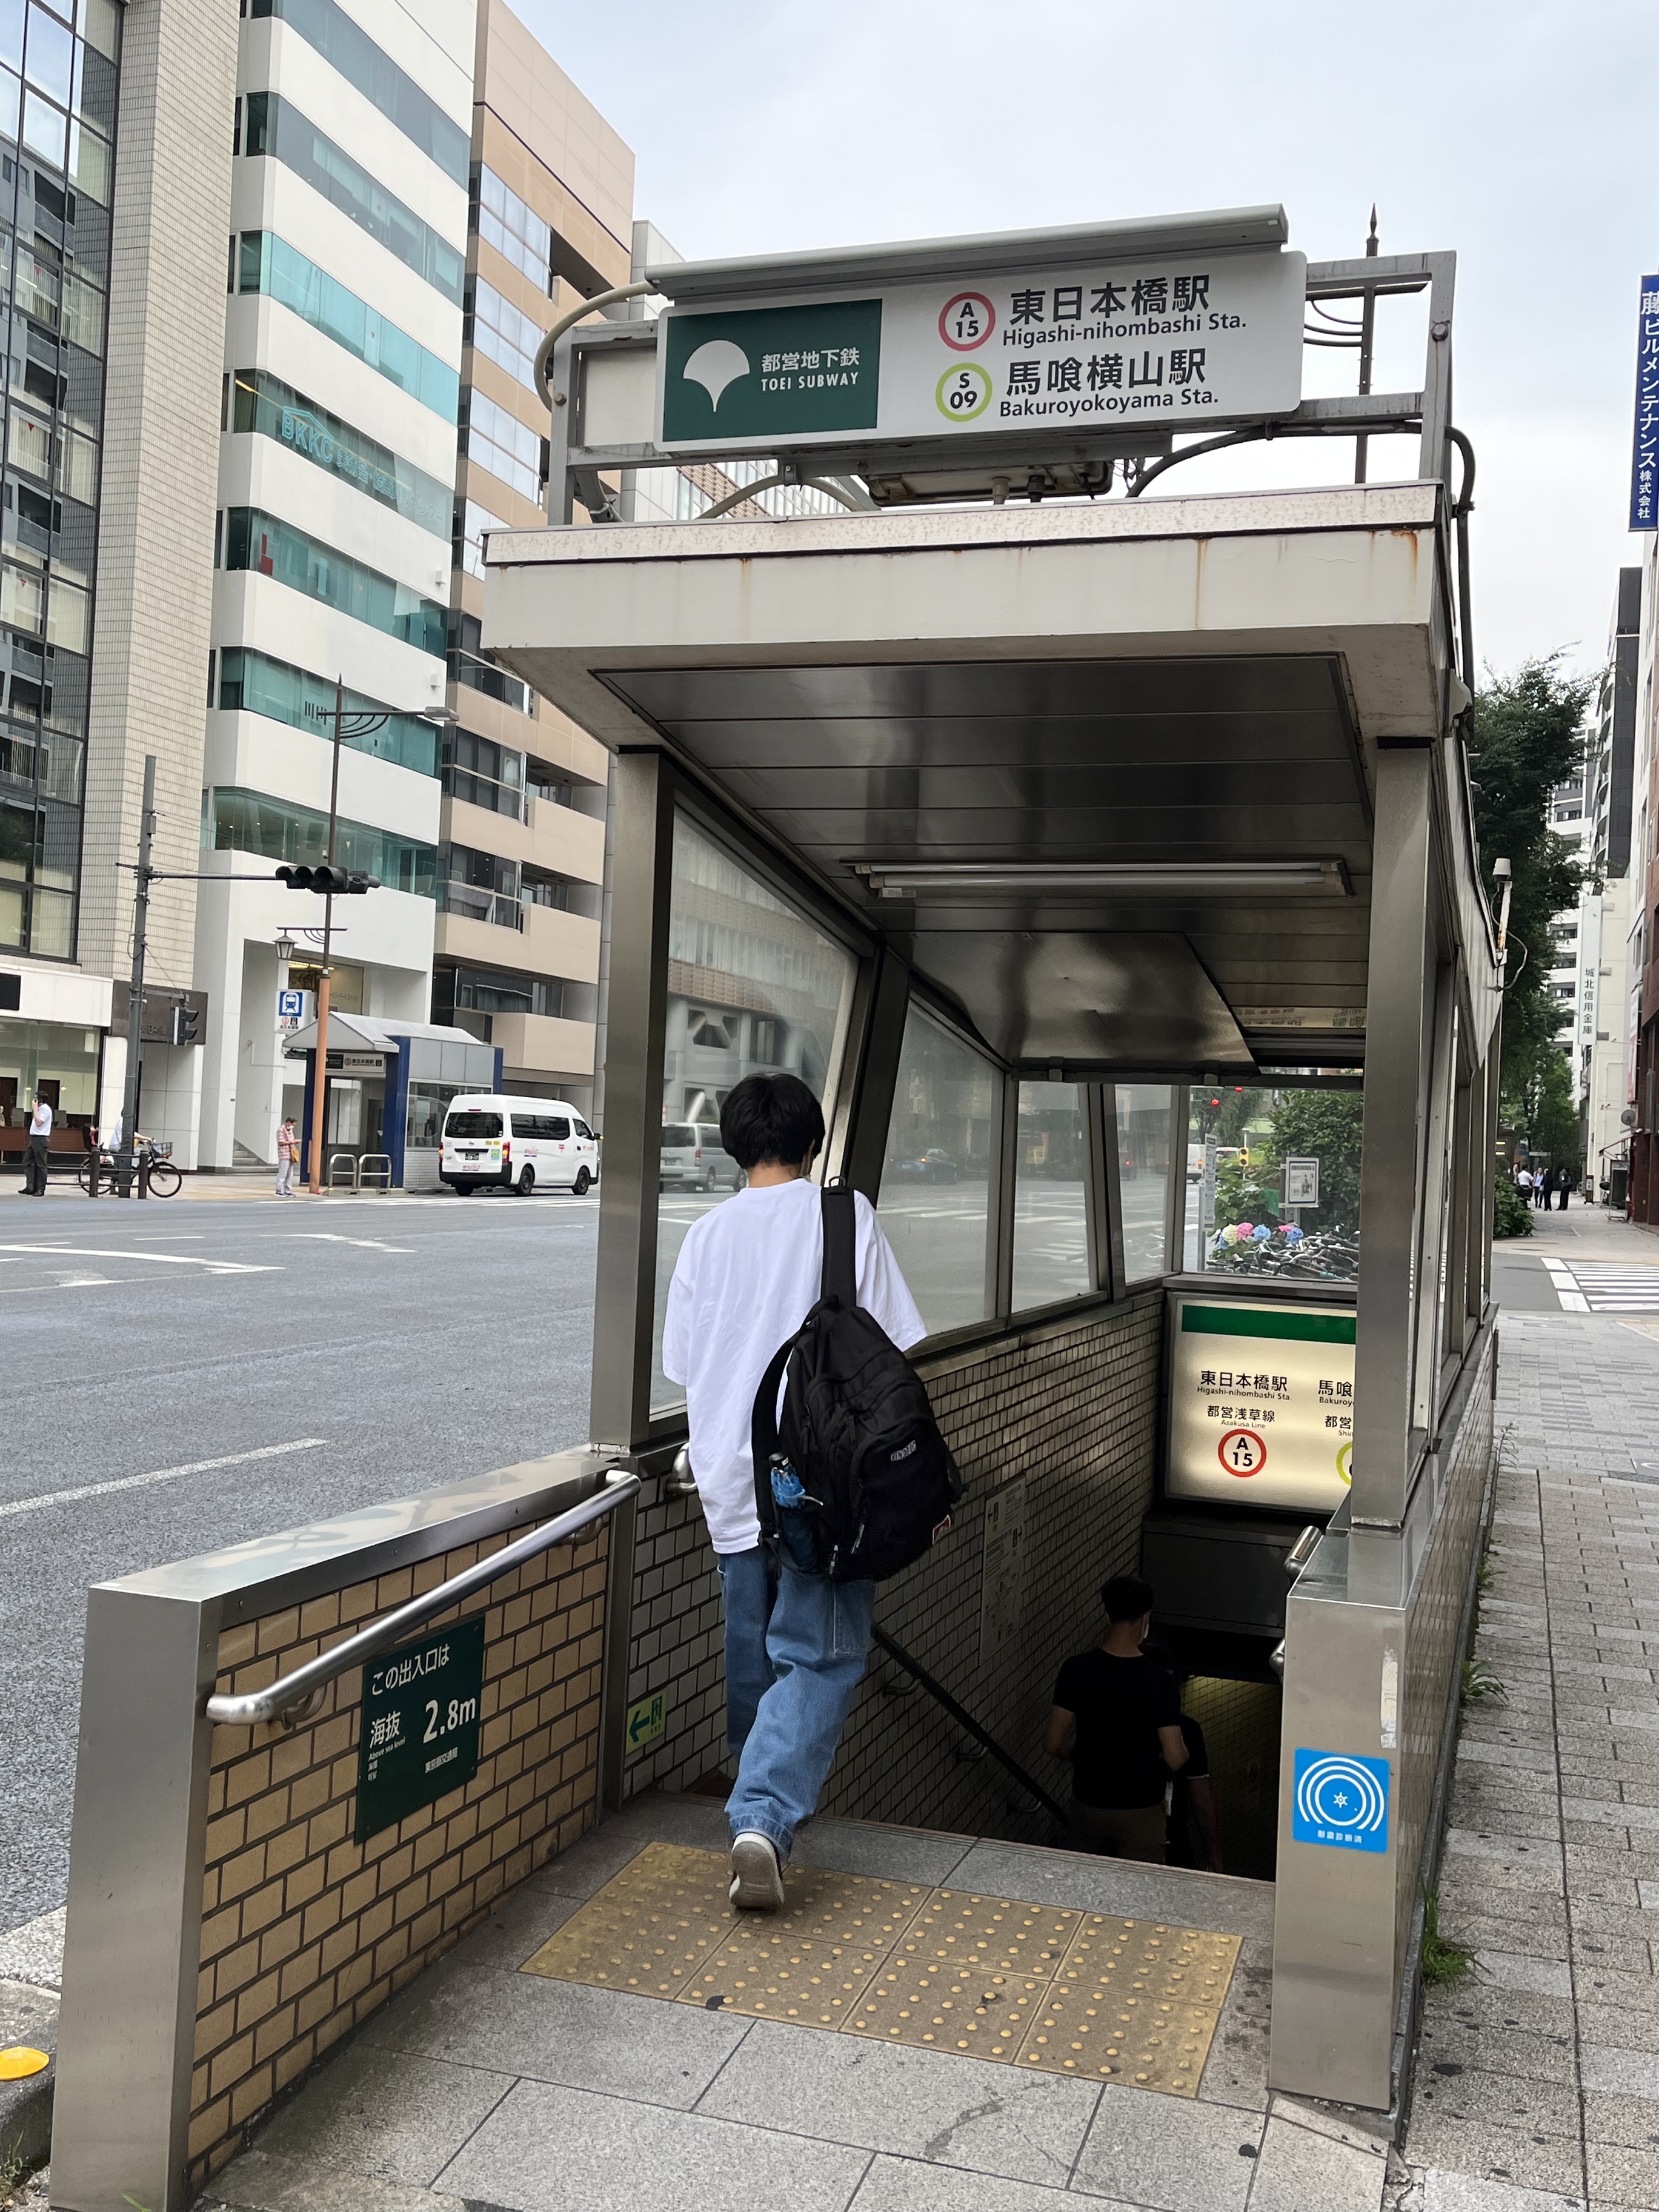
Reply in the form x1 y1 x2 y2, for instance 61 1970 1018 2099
1291 1748 1390 1853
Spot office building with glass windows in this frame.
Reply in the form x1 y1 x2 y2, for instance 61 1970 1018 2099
193 0 474 1171
433 0 630 1112
0 0 237 1162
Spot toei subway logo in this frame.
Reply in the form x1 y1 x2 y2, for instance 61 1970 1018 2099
1291 1749 1391 1853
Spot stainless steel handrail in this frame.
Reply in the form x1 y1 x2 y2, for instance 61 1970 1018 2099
358 1151 392 1192
328 1150 358 1190
205 1472 640 1727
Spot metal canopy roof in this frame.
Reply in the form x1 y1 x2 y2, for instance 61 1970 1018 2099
485 485 1460 1074
603 654 1371 1067
646 205 1291 304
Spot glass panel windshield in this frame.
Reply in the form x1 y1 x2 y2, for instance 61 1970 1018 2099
1012 1080 1090 1310
445 1111 502 1138
1116 1083 1174 1283
1185 1078 1363 1282
650 817 857 1413
879 1005 997 1337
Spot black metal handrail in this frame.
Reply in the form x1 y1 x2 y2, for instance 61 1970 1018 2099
873 1626 1071 1829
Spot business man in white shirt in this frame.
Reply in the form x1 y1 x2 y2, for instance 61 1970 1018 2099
663 1072 925 1910
22 1091 52 1195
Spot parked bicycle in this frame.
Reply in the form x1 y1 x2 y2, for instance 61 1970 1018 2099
79 1138 181 1198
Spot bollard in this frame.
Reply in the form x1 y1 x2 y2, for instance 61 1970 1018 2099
87 1147 99 1198
136 1150 150 1199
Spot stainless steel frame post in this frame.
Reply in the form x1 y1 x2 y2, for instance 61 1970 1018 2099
52 1590 218 2212
838 947 909 1200
587 751 675 1452
1098 1082 1128 1300
1351 746 1435 1529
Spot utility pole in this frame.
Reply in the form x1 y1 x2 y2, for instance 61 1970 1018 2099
118 754 158 1198
307 676 346 1196
1354 207 1378 485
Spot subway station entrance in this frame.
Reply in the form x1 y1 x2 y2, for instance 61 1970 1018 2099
48 208 1500 2211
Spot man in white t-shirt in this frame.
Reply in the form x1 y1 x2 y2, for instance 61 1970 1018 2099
663 1071 925 1911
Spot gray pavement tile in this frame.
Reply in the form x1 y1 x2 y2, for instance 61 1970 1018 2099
946 1838 1275 1941
1577 2002 1659 2048
1585 2141 1659 2208
211 2147 467 2211
1071 2081 1263 2211
1434 1980 1578 2034
1442 1872 1566 1923
1582 2088 1659 2147
1571 1934 1654 1977
1421 2173 1584 2212
1411 2062 1581 2137
1581 2044 1659 2101
697 2017 1102 2184
1244 2111 1385 2212
1460 1742 1560 1775
436 2078 871 2212
361 1955 753 2107
1566 1798 1659 1833
254 2044 516 2189
1443 1916 1570 1964
0 1905 64 1989
793 1815 976 1887
1403 2113 1588 2196
847 2154 1132 2211
1195 1985 1271 2113
1418 2008 1578 2085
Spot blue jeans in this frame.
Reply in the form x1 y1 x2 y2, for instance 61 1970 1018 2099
717 1545 874 1861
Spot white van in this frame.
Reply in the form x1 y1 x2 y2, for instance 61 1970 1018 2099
439 1095 599 1197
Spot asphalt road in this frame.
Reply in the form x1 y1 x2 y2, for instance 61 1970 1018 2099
0 1185 600 1931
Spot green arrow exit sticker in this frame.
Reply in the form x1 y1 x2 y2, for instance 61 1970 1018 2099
625 1690 665 1752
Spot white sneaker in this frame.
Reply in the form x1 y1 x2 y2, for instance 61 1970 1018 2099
729 1830 784 1912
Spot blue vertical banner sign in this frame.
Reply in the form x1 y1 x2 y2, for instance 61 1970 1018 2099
1630 275 1659 531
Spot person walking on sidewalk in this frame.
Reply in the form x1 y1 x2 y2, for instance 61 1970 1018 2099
1046 1575 1188 1862
1555 1165 1572 1211
21 1090 50 1195
662 1071 925 1912
275 1115 298 1197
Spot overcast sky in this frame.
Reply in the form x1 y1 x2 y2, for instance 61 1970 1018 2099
518 0 1649 684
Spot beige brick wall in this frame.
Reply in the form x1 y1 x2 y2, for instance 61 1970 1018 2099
185 1519 608 2191
620 1292 1165 1839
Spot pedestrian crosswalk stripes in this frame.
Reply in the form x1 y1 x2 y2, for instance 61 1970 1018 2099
1541 1260 1659 1314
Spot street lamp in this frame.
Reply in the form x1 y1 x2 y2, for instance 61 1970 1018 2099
274 931 296 965
302 680 457 1195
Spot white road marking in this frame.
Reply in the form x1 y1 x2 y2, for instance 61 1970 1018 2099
52 1273 111 1288
0 1244 278 1275
290 1234 414 1254
1544 1261 1659 1314
0 1438 329 1520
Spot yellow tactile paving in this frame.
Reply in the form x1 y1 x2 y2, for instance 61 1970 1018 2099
845 1963 1049 2058
678 1924 887 2024
519 1844 1240 2098
897 1888 1083 1979
1018 1918 1243 2090
521 1841 734 1996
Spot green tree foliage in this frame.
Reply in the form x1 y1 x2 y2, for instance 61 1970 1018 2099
1255 1092 1365 1232
1467 656 1596 1158
1493 1169 1533 1239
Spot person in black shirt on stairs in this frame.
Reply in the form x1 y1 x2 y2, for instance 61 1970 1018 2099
1046 1575 1187 1862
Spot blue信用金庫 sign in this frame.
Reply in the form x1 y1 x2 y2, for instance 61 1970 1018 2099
1291 1747 1390 1853
1630 274 1659 531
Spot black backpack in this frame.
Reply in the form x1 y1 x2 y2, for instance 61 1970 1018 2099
750 1180 963 1583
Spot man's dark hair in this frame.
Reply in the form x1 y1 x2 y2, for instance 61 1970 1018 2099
719 1072 825 1172
1101 1573 1155 1625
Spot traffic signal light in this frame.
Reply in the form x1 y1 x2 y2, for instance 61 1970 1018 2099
171 1001 201 1046
275 865 380 894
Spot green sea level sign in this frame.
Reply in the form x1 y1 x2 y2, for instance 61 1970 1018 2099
355 1615 485 1842
661 298 883 443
